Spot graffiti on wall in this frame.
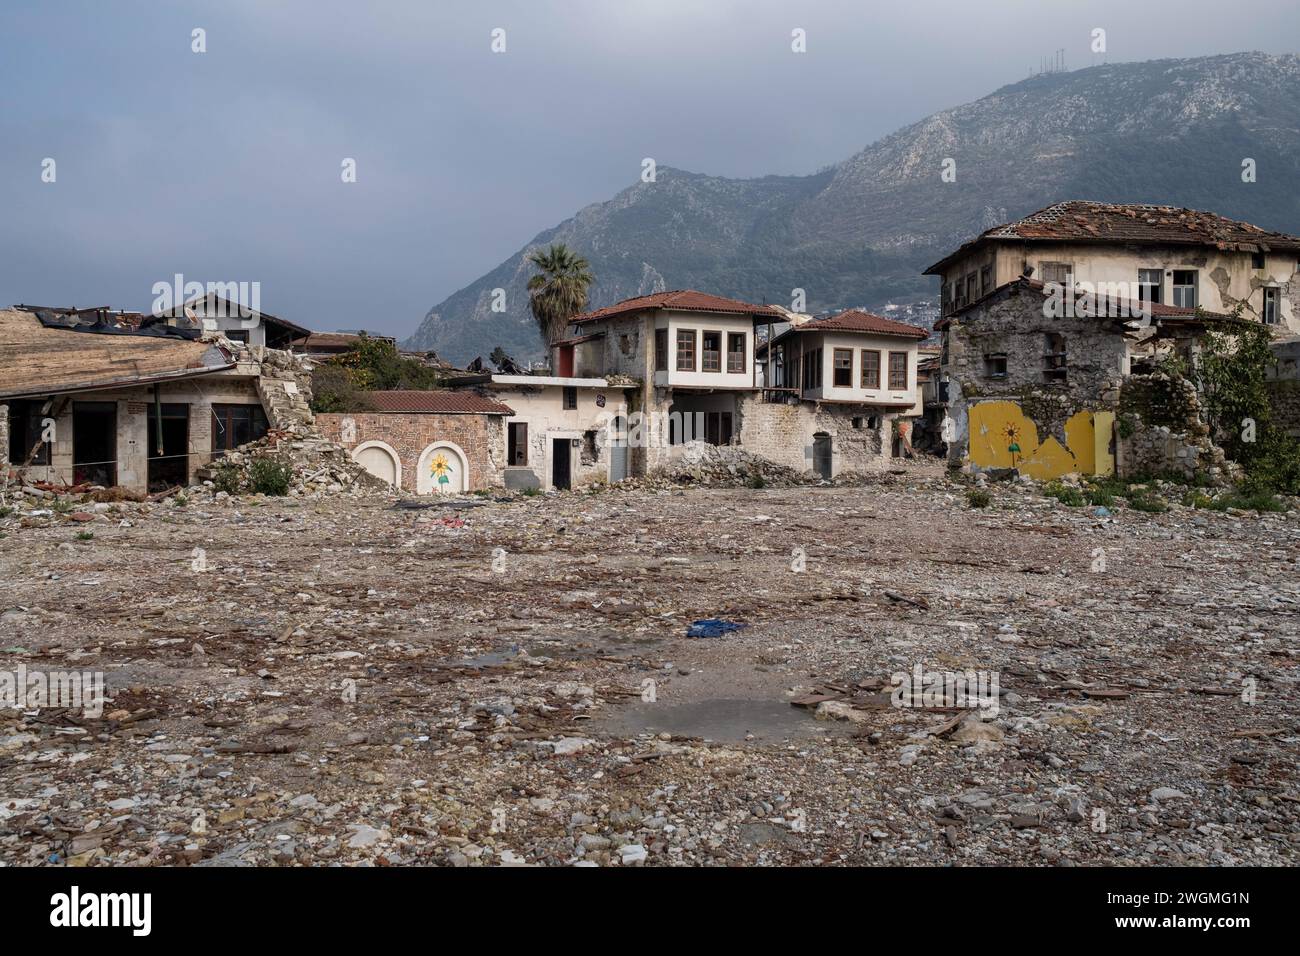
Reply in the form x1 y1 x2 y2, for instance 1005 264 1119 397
967 401 1114 479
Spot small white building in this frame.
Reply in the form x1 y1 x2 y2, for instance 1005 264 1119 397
448 373 637 490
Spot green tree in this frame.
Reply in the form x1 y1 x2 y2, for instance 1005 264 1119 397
526 244 594 345
309 335 439 413
1195 318 1300 494
333 335 441 390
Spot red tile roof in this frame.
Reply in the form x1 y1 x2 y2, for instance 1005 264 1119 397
925 201 1300 274
796 309 930 339
360 390 514 415
571 290 782 325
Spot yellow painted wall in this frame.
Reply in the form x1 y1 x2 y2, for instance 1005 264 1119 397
967 401 1114 479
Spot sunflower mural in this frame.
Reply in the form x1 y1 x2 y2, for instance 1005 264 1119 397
429 452 452 492
967 401 1115 479
1003 422 1022 466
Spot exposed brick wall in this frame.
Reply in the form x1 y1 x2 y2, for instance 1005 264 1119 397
317 412 504 492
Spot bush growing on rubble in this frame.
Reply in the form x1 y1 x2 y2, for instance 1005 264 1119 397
311 335 441 413
1043 481 1085 507
212 460 243 495
966 489 991 508
249 458 292 496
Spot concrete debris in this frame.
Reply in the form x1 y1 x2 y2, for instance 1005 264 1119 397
1 465 1297 866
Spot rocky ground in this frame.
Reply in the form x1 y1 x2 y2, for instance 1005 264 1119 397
1 468 1298 867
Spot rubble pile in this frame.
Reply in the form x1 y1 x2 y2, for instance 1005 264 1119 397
196 431 392 499
1 479 1297 867
651 440 805 487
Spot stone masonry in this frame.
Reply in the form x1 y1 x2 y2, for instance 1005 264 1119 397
317 412 505 493
943 282 1129 468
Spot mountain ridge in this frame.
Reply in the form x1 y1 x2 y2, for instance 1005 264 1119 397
406 52 1300 364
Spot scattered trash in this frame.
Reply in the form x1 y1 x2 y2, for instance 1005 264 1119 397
686 618 748 638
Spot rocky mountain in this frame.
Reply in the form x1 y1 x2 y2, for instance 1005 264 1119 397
406 53 1300 364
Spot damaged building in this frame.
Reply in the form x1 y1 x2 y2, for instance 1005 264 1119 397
316 390 515 494
1 305 313 494
927 201 1300 481
554 290 928 480
445 372 638 492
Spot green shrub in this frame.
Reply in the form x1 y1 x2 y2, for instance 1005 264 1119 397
1207 489 1286 513
747 473 767 489
1085 488 1115 507
1128 494 1168 513
212 461 243 495
966 489 992 508
1043 481 1086 506
248 458 292 496
75 531 93 541
521 486 542 497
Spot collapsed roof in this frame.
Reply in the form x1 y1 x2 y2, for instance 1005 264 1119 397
0 308 234 401
924 201 1300 275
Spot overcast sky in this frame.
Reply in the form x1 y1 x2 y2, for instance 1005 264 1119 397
2 0 1297 338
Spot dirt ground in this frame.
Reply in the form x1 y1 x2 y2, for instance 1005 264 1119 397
2 472 1298 866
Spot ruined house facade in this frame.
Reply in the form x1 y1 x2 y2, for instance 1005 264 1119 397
928 201 1300 333
928 202 1300 481
1 306 310 493
556 291 928 480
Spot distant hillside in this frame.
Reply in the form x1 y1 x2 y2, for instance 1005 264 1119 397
406 53 1300 364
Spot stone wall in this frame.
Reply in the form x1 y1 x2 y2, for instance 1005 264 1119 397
1116 374 1239 484
0 404 8 470
1267 380 1300 437
943 283 1129 476
317 412 504 493
736 396 892 477
1267 339 1300 437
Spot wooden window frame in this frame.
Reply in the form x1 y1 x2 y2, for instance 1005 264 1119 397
676 329 696 372
860 349 881 389
8 400 52 465
654 328 668 372
508 421 529 466
1263 287 1280 325
1172 270 1198 309
888 351 909 391
832 348 853 388
563 386 577 410
726 332 746 374
701 330 723 373
1040 261 1074 286
211 403 268 455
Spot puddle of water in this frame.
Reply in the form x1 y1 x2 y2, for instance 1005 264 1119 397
448 649 521 669
596 697 831 744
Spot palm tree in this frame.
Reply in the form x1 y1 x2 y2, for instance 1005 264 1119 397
526 244 594 345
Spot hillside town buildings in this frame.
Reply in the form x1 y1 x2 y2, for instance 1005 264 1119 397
6 201 1297 496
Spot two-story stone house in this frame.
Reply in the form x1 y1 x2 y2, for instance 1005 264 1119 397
926 202 1300 480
